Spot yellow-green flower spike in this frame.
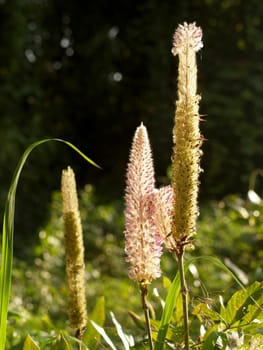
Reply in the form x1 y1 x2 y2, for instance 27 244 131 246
171 22 203 245
61 166 87 337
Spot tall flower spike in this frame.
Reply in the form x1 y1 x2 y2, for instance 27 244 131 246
171 22 203 245
61 166 87 338
124 123 162 285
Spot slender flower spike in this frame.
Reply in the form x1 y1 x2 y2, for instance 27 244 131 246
61 166 87 337
171 22 203 245
124 123 162 285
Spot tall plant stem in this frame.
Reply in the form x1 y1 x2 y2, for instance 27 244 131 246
75 329 83 350
140 283 154 350
176 247 190 350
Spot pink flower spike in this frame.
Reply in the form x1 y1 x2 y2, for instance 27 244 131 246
155 186 175 251
124 123 162 284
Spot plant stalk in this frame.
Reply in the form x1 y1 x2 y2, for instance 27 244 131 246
75 329 83 350
140 283 154 350
176 247 190 350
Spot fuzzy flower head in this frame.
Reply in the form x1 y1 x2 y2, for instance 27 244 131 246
171 22 204 245
155 186 175 251
172 22 203 56
124 123 162 285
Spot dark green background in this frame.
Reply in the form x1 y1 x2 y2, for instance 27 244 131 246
0 0 262 241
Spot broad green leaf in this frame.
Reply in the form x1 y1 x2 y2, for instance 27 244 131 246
221 281 263 326
23 335 41 350
0 138 98 350
83 296 105 349
240 282 263 326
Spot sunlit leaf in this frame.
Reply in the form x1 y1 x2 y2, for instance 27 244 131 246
110 311 134 349
162 276 172 289
90 321 117 350
22 335 41 350
192 302 222 322
155 268 181 350
248 190 262 205
221 281 263 327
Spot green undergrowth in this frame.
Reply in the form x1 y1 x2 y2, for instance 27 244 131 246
6 182 263 349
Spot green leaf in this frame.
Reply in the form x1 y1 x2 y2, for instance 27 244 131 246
23 335 41 350
155 269 181 350
83 296 105 349
192 302 222 322
162 276 172 289
221 281 263 327
0 138 98 350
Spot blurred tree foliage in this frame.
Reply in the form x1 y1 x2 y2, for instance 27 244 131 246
0 0 262 244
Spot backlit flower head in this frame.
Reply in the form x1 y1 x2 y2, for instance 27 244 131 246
172 22 203 56
171 22 204 245
124 123 162 284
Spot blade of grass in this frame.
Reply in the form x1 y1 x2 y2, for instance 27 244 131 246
192 256 246 291
0 138 99 350
90 321 118 350
110 311 133 350
155 261 190 350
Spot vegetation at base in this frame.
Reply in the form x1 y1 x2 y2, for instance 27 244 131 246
7 183 263 349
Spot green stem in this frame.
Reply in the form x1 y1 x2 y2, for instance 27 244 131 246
176 248 190 350
140 283 154 350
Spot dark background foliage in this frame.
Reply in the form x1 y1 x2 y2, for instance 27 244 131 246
0 0 262 247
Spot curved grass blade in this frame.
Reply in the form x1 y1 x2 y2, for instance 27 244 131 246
90 321 118 350
0 138 99 350
110 311 134 350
